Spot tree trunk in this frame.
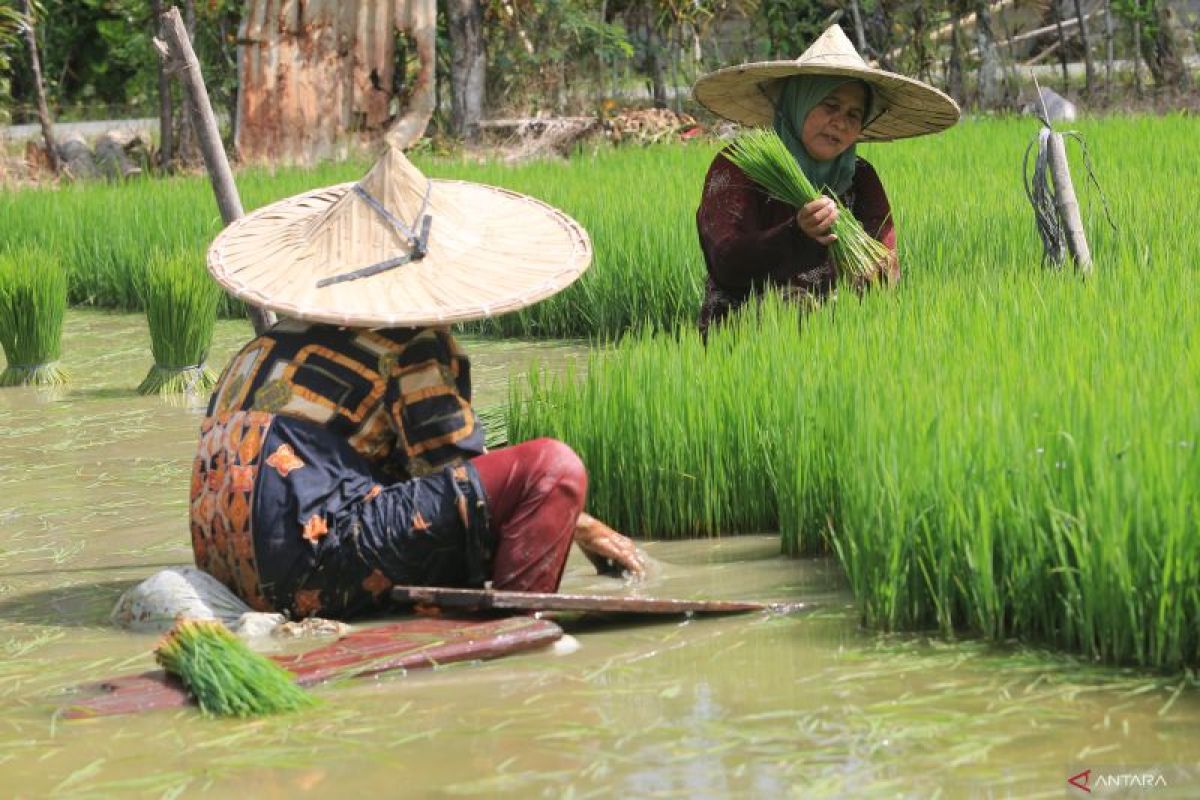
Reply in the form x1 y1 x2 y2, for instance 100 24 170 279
1052 0 1070 93
1103 0 1114 97
17 0 57 174
447 0 486 142
238 0 436 164
849 0 869 54
645 7 668 109
175 0 200 165
387 0 437 149
1131 5 1142 97
151 0 174 171
1072 0 1095 95
974 0 1002 109
1151 1 1187 90
948 11 965 103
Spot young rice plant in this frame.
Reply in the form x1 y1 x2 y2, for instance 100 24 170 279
137 251 221 395
0 247 68 387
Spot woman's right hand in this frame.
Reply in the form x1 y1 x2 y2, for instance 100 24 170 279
573 513 646 579
796 197 839 245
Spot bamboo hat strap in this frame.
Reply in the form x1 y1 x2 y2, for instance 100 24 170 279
316 180 434 288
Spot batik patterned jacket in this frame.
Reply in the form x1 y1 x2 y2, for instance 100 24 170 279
189 321 487 615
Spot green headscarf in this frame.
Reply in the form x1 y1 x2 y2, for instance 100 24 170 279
772 75 871 197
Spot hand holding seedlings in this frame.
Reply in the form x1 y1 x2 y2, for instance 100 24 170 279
574 513 647 579
797 196 839 245
851 249 901 295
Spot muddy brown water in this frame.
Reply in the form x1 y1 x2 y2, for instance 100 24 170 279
1 311 1197 798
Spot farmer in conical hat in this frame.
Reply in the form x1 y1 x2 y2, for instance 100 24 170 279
192 139 645 620
692 25 960 335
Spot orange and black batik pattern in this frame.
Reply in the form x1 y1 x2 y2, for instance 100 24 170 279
189 410 274 611
206 320 485 482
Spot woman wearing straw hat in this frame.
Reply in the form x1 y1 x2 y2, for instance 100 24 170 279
692 25 960 335
191 140 644 620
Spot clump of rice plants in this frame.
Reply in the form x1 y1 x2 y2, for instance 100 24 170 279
137 251 221 395
155 618 317 717
0 247 69 387
508 258 1200 670
724 128 890 283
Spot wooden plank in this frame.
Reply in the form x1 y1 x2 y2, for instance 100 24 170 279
392 586 806 616
62 616 561 720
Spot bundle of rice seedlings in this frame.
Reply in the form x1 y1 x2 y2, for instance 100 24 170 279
155 618 317 717
724 129 891 283
476 404 509 449
0 248 69 387
138 251 220 395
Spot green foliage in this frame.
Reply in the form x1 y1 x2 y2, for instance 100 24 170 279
136 249 219 395
0 246 68 387
4 0 239 123
485 0 634 113
6 0 151 119
155 619 317 717
0 2 23 74
756 0 828 58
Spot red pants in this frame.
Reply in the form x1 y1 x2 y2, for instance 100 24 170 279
471 438 587 593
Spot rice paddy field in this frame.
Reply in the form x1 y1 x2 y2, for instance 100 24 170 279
2 115 1199 794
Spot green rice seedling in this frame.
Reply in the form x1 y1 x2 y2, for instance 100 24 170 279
1 116 1194 341
0 247 68 387
476 404 509 450
155 618 317 717
137 251 221 395
723 128 890 283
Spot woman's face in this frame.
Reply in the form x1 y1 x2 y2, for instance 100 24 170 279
800 82 867 162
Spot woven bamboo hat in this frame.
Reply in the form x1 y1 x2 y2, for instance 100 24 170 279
693 25 960 141
207 139 591 327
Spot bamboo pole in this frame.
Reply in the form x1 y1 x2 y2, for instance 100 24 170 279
1046 132 1092 274
157 6 275 335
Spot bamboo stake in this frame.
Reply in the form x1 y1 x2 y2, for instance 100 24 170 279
1046 132 1092 274
156 6 275 335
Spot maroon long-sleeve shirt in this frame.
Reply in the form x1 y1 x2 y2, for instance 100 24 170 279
695 151 897 334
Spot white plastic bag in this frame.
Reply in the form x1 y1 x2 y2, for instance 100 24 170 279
110 567 282 634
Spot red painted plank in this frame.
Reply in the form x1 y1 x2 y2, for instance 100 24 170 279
62 616 561 720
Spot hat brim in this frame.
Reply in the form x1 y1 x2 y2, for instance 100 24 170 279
208 180 591 328
693 62 960 141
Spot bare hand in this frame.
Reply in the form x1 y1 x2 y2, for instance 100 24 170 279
796 197 839 245
573 513 646 579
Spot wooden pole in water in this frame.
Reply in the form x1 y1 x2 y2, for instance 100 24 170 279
1045 132 1092 275
156 6 276 335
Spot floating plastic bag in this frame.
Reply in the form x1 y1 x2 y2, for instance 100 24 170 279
112 567 347 641
111 567 282 634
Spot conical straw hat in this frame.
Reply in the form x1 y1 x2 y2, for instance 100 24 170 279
693 25 960 141
208 141 591 327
